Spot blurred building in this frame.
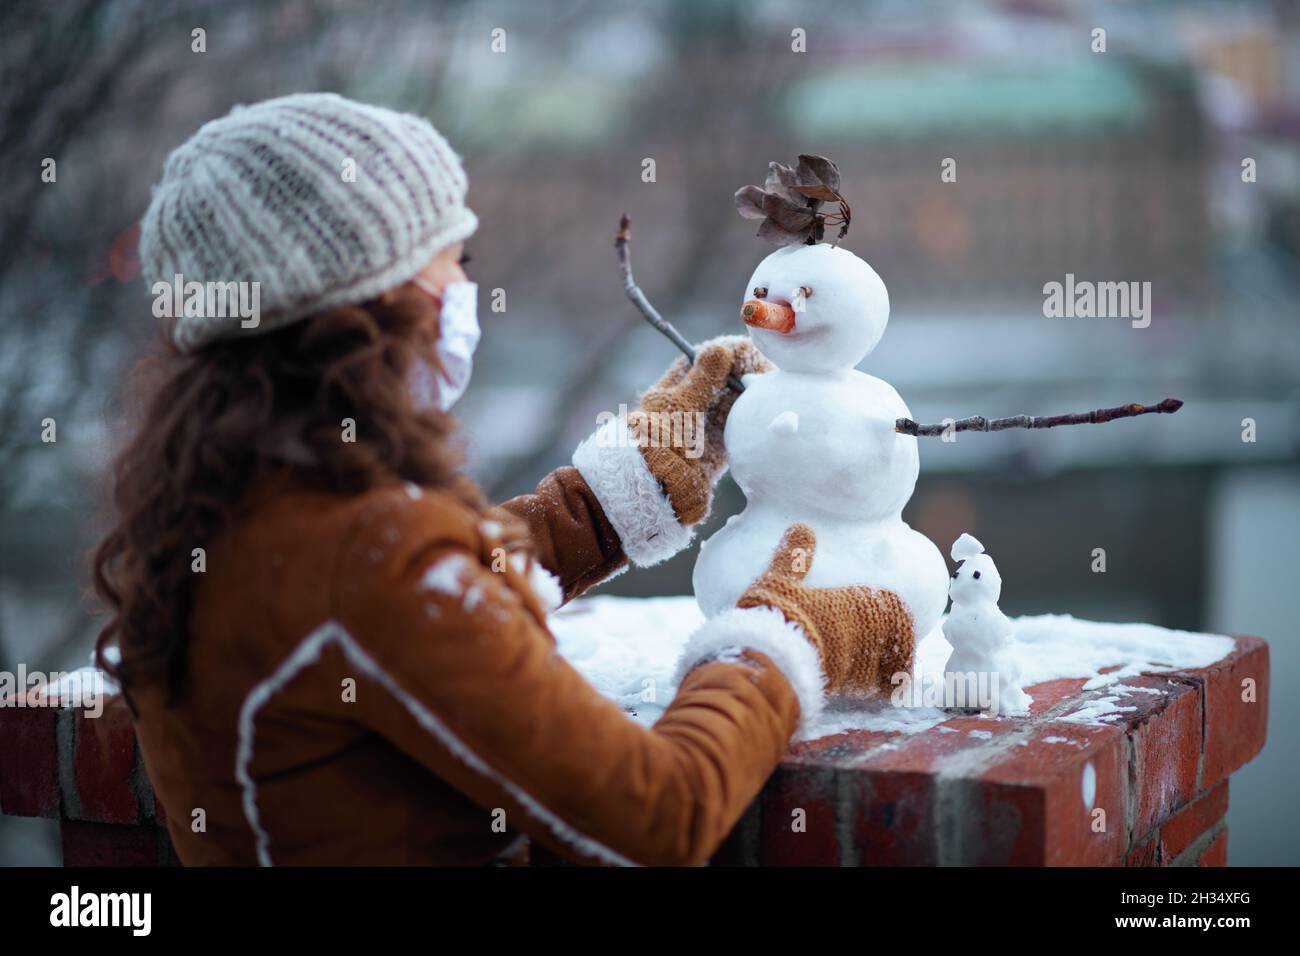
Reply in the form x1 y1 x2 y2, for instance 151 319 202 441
1 0 1296 865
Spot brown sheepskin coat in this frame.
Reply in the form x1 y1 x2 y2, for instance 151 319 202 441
129 458 817 866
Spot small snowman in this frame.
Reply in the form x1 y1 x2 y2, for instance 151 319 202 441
942 533 1030 717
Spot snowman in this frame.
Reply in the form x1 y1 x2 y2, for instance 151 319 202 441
692 241 950 685
941 533 1030 716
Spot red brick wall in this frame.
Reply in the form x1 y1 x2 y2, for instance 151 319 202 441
0 637 1267 867
711 636 1266 867
0 691 177 866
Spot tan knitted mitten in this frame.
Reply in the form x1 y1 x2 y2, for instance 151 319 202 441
633 337 771 526
736 524 916 697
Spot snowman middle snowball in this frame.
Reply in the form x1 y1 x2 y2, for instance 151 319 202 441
692 243 949 662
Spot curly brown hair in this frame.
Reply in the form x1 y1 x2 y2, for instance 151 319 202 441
93 285 488 705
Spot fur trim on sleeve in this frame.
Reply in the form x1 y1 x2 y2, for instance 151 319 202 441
572 416 693 567
673 606 826 740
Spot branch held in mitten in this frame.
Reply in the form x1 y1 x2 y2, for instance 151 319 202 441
615 214 745 392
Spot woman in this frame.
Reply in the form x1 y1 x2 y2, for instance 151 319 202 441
95 93 887 866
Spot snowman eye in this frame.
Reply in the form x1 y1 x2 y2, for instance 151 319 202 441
753 287 768 298
973 571 981 579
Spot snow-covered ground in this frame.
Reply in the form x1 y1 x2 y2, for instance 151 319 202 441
550 595 1235 740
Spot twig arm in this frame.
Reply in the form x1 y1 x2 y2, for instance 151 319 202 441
896 398 1184 437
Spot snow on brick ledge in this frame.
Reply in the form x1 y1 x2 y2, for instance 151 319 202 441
0 599 1268 867
553 597 1269 867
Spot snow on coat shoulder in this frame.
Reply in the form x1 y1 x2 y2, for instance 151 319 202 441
417 552 490 616
340 484 563 629
421 554 474 596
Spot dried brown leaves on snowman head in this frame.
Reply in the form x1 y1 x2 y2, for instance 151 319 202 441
735 154 851 246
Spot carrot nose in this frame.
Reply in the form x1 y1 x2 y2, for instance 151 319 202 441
741 299 796 334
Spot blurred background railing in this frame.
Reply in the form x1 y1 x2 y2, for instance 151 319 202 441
1 0 1296 865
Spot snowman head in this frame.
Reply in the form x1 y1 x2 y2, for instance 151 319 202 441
740 244 889 374
949 533 1002 605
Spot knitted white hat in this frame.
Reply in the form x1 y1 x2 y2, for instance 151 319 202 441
139 92 478 351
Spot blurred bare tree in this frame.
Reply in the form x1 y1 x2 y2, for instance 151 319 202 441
1 0 1297 866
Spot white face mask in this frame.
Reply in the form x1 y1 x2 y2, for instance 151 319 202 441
410 278 479 411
